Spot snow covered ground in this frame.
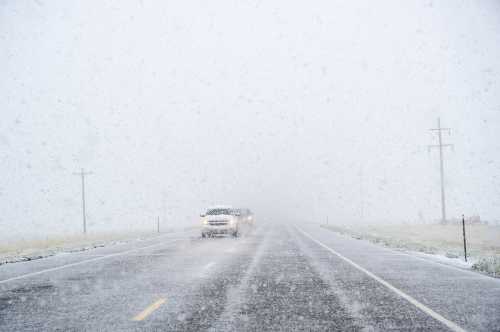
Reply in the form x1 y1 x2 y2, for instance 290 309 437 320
0 227 196 265
321 223 500 277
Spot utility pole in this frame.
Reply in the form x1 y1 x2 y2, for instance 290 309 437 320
73 168 93 234
462 214 468 262
359 165 364 221
428 118 453 224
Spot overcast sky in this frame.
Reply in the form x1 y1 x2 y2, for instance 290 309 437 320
1 1 500 239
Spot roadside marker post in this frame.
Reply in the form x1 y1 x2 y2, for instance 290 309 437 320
462 214 467 262
73 168 93 234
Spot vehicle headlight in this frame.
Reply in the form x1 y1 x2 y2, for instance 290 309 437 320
202 220 208 225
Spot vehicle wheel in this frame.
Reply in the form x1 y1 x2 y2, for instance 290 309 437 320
233 231 238 238
202 233 206 238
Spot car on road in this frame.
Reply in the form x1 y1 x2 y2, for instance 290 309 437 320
235 208 254 226
201 206 240 238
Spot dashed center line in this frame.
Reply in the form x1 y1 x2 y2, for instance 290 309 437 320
132 298 166 321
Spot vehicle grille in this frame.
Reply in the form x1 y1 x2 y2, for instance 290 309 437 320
208 220 229 226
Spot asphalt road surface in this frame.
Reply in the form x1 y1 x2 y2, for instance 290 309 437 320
0 224 499 331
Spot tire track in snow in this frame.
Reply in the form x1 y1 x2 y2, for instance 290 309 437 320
208 227 273 331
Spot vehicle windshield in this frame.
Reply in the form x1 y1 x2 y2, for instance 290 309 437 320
206 209 232 216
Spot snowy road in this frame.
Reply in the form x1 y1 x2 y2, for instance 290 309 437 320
0 224 499 331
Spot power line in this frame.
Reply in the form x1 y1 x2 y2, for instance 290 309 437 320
428 118 453 224
73 168 93 234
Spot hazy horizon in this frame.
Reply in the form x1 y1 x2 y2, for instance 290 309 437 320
1 0 500 240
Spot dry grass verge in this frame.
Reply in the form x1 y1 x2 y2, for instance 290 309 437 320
0 229 181 265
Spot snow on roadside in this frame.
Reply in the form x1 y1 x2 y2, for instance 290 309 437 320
0 227 196 266
409 251 473 270
320 224 499 278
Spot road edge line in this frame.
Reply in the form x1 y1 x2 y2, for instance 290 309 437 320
0 239 182 285
319 225 491 279
295 226 466 332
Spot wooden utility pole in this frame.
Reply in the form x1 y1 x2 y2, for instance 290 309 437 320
462 214 468 262
428 118 453 224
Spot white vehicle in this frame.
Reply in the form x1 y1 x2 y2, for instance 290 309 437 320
201 206 240 238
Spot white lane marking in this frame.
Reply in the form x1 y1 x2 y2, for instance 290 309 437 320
296 227 467 332
0 239 182 285
203 262 216 271
320 226 489 279
199 262 216 277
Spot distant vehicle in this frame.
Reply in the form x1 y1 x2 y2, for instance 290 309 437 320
201 206 240 238
236 208 254 226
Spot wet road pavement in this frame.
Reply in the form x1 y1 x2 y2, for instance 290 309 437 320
0 224 499 331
